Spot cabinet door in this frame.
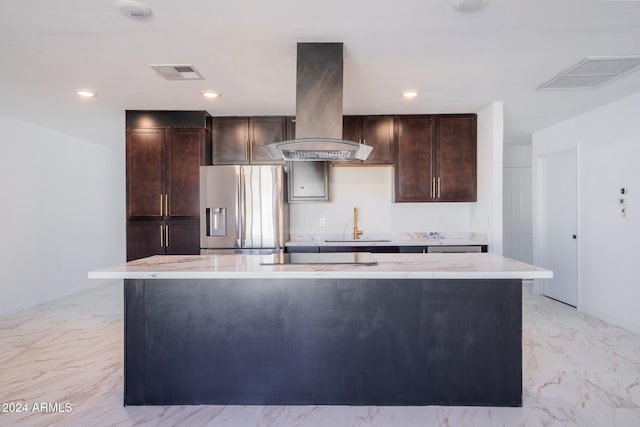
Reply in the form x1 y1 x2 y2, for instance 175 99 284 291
250 117 286 164
165 219 201 255
435 116 477 202
166 129 205 218
127 129 164 218
126 220 165 261
213 117 249 164
342 116 362 142
362 116 394 164
395 116 435 202
338 116 363 165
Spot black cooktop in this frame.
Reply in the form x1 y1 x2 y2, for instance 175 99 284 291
261 252 377 266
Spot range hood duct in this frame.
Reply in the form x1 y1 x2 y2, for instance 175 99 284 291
264 43 373 161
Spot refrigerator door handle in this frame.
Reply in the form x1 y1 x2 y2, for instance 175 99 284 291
238 168 246 248
272 168 281 248
235 170 241 248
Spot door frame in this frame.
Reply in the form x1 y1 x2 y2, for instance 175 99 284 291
533 145 581 307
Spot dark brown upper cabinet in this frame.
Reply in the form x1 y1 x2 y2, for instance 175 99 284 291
127 128 211 219
166 129 211 216
394 114 476 202
341 115 395 165
395 116 435 201
212 117 249 164
435 115 477 202
126 128 165 218
212 116 286 164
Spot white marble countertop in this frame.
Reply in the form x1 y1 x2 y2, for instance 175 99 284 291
285 232 488 247
88 253 552 280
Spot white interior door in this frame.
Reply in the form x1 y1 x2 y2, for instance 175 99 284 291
542 149 578 306
504 167 533 263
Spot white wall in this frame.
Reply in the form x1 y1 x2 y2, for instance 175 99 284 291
0 115 125 316
532 91 640 334
503 145 533 262
290 102 504 253
471 102 503 254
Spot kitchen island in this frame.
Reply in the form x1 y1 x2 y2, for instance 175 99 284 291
89 253 551 407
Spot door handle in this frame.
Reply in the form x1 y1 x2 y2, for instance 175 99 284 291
431 177 436 199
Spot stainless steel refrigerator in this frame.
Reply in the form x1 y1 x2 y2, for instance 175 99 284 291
200 165 289 254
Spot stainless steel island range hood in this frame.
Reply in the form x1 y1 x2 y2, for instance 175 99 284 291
264 43 373 161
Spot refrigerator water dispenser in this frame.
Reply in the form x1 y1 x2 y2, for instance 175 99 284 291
206 207 226 236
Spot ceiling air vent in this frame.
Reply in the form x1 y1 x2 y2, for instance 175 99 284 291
537 56 640 90
149 64 204 80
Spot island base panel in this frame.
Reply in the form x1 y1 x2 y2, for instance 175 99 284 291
124 278 522 406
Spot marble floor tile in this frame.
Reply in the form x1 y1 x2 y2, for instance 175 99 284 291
1 281 640 426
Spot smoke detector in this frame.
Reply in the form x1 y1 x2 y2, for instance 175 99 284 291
150 64 204 80
114 1 152 18
452 0 489 12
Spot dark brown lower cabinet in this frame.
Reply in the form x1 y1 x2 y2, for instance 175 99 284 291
126 219 200 261
164 220 200 256
127 220 164 261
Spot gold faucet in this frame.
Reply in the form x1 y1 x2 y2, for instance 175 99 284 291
353 207 363 240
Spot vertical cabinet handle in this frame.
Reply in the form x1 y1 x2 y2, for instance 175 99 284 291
160 194 163 216
431 177 436 199
437 177 441 198
165 225 169 247
164 194 169 216
160 225 164 247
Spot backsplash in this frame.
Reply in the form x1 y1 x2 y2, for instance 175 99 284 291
288 231 488 245
289 166 489 238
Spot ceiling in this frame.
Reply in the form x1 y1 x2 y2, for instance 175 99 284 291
1 0 639 150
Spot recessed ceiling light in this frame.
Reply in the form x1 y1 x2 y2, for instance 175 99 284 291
114 0 152 18
202 91 220 99
452 0 489 12
77 90 96 98
402 91 419 98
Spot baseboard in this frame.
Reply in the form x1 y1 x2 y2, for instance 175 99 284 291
531 279 544 295
579 304 640 336
0 279 115 319
0 301 34 318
